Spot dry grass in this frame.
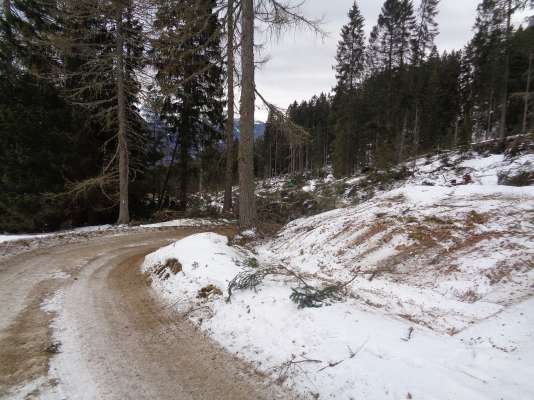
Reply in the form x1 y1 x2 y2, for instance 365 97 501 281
348 221 392 248
466 211 490 227
406 224 454 248
151 258 183 281
445 231 501 254
197 284 223 299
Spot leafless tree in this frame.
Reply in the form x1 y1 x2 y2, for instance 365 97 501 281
232 0 323 228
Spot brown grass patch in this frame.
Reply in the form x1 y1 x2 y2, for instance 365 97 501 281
348 221 392 248
330 223 356 241
152 258 183 281
466 211 490 227
424 216 455 225
459 289 480 303
485 259 532 285
197 284 223 299
406 224 454 248
445 231 501 254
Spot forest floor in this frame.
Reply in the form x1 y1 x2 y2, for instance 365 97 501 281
0 227 297 400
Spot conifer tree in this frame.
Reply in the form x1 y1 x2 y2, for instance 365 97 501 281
496 0 533 138
332 1 366 176
411 0 439 159
152 0 225 210
335 2 366 92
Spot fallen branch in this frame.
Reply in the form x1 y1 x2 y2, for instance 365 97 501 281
317 340 368 372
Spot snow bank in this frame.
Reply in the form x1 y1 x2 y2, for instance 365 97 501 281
145 150 534 400
0 234 50 243
145 231 534 399
0 219 227 245
142 233 247 304
139 218 228 228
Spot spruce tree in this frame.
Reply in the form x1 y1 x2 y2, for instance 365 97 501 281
335 2 366 92
411 0 440 159
333 2 366 176
152 0 225 211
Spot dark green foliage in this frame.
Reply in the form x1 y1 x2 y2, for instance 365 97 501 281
245 257 260 269
290 285 343 309
259 0 534 181
497 170 534 186
260 95 333 178
226 267 276 301
152 0 225 211
227 263 356 309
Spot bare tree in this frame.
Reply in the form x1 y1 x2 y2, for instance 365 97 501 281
238 0 256 228
235 0 323 228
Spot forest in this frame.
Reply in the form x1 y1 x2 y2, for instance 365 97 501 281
259 0 534 177
1 0 533 232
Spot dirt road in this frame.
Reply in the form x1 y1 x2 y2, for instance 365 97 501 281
0 227 293 399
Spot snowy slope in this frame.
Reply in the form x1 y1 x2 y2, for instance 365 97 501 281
144 149 534 400
260 152 534 334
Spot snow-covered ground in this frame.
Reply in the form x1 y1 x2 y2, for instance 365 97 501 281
144 150 534 399
0 219 229 244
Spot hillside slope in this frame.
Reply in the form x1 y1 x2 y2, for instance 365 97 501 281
144 144 534 400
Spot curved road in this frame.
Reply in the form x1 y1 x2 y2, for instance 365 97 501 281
0 228 293 399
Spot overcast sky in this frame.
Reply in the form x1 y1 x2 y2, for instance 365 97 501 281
253 0 530 121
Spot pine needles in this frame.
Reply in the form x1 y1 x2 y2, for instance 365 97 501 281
290 285 344 309
227 261 359 308
227 267 277 301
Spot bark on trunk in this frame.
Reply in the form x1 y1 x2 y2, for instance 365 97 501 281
487 89 494 140
223 0 235 212
499 0 512 140
238 0 256 228
158 134 179 209
398 111 408 162
412 105 420 168
523 53 533 134
179 131 189 212
453 117 460 147
116 14 130 225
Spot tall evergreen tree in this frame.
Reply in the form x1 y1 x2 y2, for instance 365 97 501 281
332 2 366 176
335 2 366 92
152 0 225 211
411 0 440 158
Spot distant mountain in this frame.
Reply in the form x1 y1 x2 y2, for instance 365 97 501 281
233 119 266 139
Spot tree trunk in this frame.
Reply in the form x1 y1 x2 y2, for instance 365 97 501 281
523 53 533 134
198 145 204 194
412 105 420 168
223 0 235 212
238 0 256 228
487 89 494 140
499 0 512 140
274 133 278 176
158 134 179 209
116 13 130 225
453 117 460 147
398 111 408 162
179 128 189 211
